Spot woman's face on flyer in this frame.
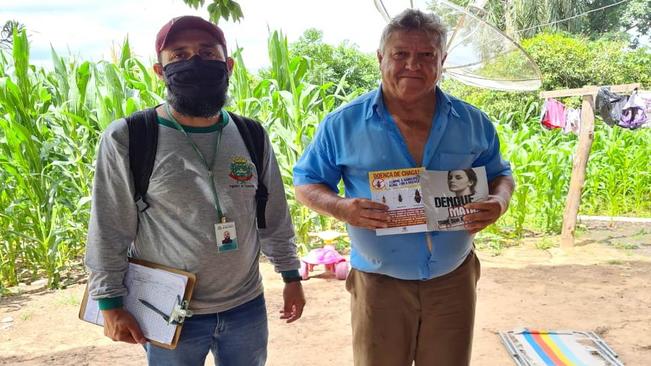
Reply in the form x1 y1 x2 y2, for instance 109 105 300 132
448 170 471 193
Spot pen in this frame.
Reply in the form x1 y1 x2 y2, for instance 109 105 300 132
138 298 171 323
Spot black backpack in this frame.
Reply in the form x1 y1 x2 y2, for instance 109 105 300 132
125 107 269 228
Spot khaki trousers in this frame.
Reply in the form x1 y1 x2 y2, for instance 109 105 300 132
346 251 481 366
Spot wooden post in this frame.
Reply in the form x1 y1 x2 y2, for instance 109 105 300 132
560 95 595 248
539 83 640 248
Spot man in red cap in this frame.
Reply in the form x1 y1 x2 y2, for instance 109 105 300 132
85 15 305 365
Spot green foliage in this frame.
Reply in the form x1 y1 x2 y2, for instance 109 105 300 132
445 34 651 238
535 237 555 250
522 34 594 90
523 33 651 90
495 118 574 234
446 0 585 39
492 107 651 237
1 26 650 289
1 29 82 288
288 29 379 97
583 126 651 216
0 31 164 289
446 0 651 45
180 0 243 23
442 32 651 119
614 242 640 250
229 30 356 251
0 29 356 288
583 0 651 46
474 231 512 256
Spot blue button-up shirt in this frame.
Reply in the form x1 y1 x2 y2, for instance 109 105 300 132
294 87 512 280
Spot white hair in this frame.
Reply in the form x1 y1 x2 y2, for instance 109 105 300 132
379 8 448 54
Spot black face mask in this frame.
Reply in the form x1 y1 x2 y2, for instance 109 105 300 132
163 55 229 118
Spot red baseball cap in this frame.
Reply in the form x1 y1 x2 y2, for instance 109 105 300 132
155 16 227 55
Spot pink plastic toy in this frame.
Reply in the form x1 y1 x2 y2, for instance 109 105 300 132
299 245 350 280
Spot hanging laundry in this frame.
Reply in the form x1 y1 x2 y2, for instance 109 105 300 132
639 91 651 129
595 87 628 126
563 108 581 135
540 98 566 130
618 90 648 130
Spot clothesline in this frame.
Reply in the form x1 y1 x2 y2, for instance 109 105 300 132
535 83 642 248
540 98 582 134
539 85 650 132
539 83 640 99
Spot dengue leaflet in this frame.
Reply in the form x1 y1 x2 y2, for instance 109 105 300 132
369 166 488 234
420 166 488 231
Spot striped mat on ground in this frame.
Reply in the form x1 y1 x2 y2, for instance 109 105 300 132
499 329 623 366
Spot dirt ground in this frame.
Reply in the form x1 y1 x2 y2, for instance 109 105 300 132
1 221 650 366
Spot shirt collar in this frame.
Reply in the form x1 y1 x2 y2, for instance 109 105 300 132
367 87 384 120
436 87 461 118
369 85 461 120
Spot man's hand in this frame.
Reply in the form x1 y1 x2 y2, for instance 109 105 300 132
101 308 147 344
334 198 390 229
295 184 390 229
280 282 306 323
462 195 508 234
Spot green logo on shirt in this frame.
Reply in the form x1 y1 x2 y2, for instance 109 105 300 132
229 156 253 182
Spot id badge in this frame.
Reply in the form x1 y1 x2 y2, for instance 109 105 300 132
215 221 238 253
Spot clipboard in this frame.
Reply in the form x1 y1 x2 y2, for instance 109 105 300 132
79 258 196 349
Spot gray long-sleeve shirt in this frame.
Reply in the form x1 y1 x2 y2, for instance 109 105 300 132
85 112 299 314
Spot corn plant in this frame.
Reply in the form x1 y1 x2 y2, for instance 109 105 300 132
0 32 163 288
585 125 651 215
495 101 651 236
228 31 357 251
0 29 66 286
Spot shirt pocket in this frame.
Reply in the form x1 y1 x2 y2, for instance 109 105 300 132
437 153 478 170
225 179 257 216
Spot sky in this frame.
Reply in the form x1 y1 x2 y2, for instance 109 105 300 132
1 0 388 70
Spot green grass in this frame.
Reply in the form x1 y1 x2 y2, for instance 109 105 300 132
535 237 556 250
55 293 80 306
613 242 640 250
475 232 513 256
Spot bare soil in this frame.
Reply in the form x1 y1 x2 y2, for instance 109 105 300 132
1 221 650 366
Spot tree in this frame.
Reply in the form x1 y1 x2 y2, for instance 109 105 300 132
583 0 651 46
289 29 379 96
447 0 651 45
180 0 243 23
447 0 585 39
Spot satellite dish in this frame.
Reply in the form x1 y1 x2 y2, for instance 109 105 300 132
373 0 542 91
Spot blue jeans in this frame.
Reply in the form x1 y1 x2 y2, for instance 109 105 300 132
145 294 268 366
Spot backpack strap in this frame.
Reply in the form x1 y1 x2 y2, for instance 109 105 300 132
229 112 269 229
124 108 269 228
126 108 159 212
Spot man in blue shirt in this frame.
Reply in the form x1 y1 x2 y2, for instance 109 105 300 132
293 9 514 366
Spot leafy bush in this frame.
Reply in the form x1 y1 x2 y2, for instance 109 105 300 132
287 28 379 97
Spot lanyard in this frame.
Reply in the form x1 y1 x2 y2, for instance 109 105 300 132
164 103 228 222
